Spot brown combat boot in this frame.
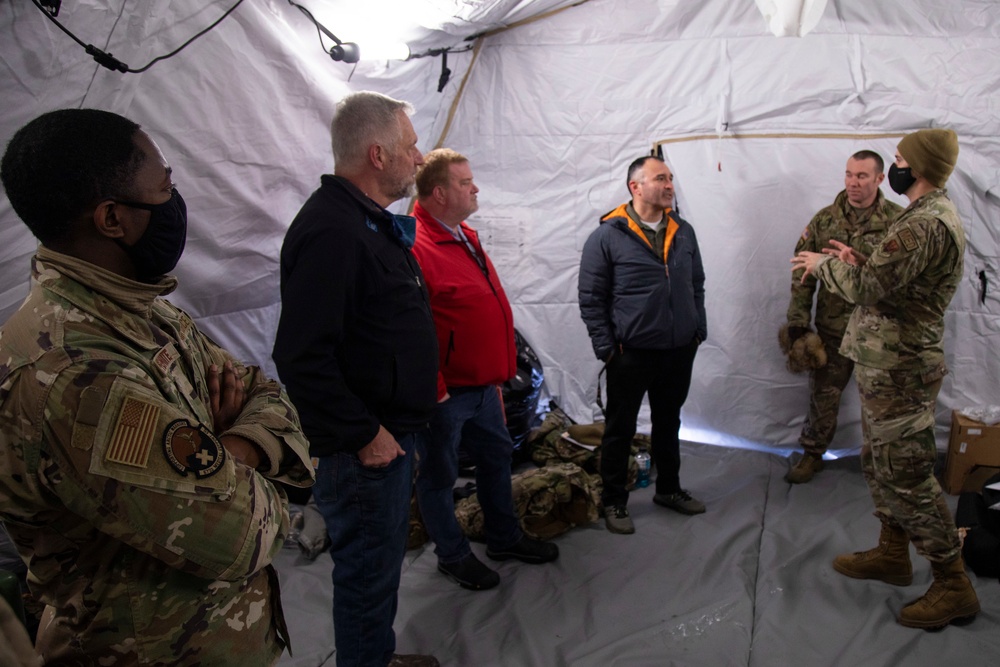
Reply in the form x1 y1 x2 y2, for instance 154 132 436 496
832 522 913 586
785 453 824 484
898 556 980 629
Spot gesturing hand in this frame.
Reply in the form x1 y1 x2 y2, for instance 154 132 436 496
790 251 827 284
824 239 867 266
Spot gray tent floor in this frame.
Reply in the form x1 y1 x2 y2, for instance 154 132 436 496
276 442 999 666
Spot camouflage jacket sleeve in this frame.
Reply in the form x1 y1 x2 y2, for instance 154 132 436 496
815 218 944 306
4 355 295 583
188 322 313 486
2 293 312 583
786 213 821 327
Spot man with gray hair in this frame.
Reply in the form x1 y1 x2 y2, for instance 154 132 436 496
273 91 440 667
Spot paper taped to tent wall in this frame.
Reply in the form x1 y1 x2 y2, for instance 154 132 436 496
2 0 998 454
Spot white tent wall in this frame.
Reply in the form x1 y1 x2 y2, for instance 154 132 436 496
0 0 465 376
431 0 1000 450
2 0 999 453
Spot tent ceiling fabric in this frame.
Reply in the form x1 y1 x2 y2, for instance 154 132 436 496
2 0 999 451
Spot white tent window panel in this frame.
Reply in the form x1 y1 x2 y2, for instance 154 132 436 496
755 0 829 37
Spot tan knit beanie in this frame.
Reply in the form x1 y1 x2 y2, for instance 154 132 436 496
897 128 959 188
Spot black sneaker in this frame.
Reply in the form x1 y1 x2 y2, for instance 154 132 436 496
486 536 559 564
653 489 706 515
437 553 500 590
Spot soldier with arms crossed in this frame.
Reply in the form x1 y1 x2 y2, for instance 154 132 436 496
0 108 313 665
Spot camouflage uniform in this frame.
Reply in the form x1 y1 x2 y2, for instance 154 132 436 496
788 190 902 455
0 248 313 666
816 189 964 562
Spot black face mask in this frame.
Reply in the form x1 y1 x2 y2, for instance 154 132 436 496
888 164 916 195
114 188 188 281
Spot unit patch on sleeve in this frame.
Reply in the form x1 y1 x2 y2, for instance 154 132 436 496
153 345 178 374
898 227 919 251
879 238 900 257
105 396 160 468
163 419 226 478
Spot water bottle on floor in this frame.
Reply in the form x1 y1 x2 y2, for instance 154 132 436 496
635 447 651 488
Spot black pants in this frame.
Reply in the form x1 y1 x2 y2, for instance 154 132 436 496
955 481 1000 579
600 341 698 506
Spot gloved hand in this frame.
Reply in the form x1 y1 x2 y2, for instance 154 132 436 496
779 323 810 355
787 325 809 343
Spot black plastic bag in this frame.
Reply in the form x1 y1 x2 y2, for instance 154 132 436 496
502 328 545 455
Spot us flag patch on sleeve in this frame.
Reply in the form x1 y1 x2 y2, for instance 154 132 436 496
105 396 160 468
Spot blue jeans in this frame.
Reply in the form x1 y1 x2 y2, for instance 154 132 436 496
415 386 522 563
313 433 416 667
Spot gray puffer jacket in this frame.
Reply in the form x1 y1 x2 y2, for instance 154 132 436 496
578 204 707 361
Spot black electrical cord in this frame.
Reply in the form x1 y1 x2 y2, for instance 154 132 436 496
287 0 337 49
287 1 330 52
407 45 474 60
406 45 473 93
30 0 245 74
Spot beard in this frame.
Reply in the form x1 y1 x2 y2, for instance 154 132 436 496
385 175 416 202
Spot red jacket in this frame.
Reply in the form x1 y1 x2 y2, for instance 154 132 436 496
412 201 516 399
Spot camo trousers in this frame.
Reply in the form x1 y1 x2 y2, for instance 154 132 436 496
799 338 854 456
855 363 960 563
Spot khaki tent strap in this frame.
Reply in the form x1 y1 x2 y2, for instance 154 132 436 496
652 131 907 154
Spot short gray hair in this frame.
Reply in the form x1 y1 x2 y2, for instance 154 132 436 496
331 91 414 170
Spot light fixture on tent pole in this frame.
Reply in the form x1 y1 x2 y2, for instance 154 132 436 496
287 0 360 62
287 0 409 63
755 0 828 37
329 40 361 63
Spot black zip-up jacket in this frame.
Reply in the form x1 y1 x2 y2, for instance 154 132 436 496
273 175 439 455
578 203 707 361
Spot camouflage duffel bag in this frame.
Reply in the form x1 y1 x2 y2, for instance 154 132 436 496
455 462 601 541
532 421 648 489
